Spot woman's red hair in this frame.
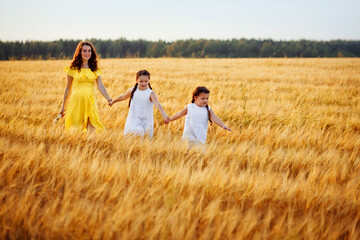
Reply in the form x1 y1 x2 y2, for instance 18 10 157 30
70 41 99 71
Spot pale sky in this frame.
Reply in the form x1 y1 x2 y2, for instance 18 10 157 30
1 0 359 42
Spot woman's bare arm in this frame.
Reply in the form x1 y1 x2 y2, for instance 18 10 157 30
59 74 73 116
96 76 112 102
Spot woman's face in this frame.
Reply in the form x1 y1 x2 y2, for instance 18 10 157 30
81 45 92 62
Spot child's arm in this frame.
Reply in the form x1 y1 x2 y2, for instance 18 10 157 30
150 92 170 123
109 88 132 106
209 108 232 131
169 106 188 121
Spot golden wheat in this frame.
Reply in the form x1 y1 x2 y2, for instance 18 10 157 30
0 58 359 239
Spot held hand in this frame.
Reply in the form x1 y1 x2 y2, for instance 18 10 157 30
163 115 170 124
109 100 115 107
107 98 113 107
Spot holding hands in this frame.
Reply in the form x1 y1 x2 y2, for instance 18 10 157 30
163 114 170 124
108 98 114 107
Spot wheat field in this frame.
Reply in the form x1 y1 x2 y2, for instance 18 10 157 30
0 58 359 239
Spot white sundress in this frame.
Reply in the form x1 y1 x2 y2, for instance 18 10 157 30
124 88 154 138
182 103 211 145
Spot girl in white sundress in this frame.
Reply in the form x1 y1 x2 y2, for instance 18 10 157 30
109 70 170 138
169 86 231 146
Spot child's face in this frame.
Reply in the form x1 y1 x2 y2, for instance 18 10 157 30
194 93 209 107
136 75 150 90
81 45 92 62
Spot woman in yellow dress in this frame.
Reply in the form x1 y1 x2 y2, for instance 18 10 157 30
59 41 112 133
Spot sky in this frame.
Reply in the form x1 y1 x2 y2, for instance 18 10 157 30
1 0 360 42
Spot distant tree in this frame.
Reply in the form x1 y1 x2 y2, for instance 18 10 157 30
0 38 360 60
260 41 275 57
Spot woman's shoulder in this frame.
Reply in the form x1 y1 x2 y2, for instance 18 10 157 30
64 66 102 78
64 65 76 71
93 67 103 76
64 66 78 77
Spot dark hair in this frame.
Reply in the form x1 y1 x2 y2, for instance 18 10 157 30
70 41 99 72
192 86 212 124
128 70 152 107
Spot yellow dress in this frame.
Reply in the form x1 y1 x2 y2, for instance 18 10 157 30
64 66 105 132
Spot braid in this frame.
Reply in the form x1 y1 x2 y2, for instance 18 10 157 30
148 83 152 90
205 105 213 124
128 83 138 108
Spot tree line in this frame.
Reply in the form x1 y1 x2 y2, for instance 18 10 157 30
0 38 359 60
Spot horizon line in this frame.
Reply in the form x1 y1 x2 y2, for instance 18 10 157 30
1 37 360 43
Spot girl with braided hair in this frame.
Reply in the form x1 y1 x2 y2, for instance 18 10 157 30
109 70 170 138
169 86 231 146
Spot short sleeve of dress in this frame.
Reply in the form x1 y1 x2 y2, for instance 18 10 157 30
94 68 103 77
64 66 78 77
